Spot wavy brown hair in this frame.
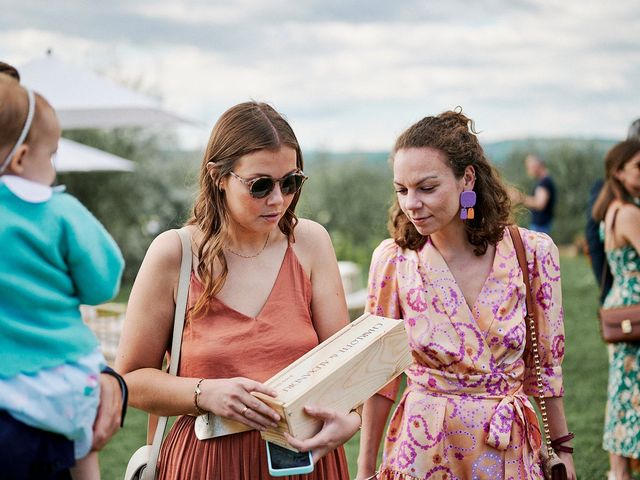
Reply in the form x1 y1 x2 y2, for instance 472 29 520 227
187 101 304 316
389 110 512 255
592 140 640 222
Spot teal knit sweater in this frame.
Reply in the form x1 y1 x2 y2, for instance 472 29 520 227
0 181 124 378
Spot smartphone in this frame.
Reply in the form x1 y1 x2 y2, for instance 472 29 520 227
265 440 314 477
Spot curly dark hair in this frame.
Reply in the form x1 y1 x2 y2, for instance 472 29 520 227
389 109 512 255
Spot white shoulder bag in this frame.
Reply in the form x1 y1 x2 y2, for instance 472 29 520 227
124 228 192 480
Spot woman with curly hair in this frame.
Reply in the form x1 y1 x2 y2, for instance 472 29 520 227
355 110 576 479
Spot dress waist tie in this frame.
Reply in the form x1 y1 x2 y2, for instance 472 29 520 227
406 369 542 452
486 394 540 451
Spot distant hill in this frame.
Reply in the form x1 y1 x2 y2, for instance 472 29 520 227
481 137 617 164
304 137 617 168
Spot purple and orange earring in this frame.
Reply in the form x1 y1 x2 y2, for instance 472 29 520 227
460 191 476 220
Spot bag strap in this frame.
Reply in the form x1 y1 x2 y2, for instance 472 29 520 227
143 227 193 480
507 225 555 459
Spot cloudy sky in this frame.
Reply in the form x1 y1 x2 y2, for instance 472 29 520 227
1 0 639 151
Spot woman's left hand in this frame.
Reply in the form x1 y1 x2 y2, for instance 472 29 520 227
284 405 361 463
558 452 576 480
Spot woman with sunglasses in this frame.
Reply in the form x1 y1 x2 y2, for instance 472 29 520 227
116 101 358 479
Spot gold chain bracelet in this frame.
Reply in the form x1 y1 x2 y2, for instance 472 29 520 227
194 378 206 415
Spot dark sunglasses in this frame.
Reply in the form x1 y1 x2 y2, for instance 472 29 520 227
229 170 308 199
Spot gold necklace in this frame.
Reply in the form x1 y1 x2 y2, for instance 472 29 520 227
225 232 271 259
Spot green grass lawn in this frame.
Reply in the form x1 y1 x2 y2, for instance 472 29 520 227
100 255 610 479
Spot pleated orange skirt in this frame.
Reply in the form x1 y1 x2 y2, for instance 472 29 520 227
157 415 350 479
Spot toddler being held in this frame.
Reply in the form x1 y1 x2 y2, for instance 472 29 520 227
0 69 124 479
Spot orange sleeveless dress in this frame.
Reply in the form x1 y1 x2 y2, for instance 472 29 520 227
157 246 350 479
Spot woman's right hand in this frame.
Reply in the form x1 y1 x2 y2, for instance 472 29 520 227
284 405 362 463
198 377 281 430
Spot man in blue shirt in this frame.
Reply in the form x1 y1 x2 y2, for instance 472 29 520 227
518 154 556 235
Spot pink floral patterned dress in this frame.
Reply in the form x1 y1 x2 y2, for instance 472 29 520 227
367 227 565 480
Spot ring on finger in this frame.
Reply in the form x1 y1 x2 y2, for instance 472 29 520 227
241 406 249 416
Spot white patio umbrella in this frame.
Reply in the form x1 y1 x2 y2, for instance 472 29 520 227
19 53 190 129
14 52 192 173
56 138 135 172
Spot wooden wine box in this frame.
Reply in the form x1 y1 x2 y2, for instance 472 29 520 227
195 313 412 450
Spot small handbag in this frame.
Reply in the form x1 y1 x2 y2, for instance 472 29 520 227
124 228 193 480
596 208 640 343
509 226 568 480
599 303 640 343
